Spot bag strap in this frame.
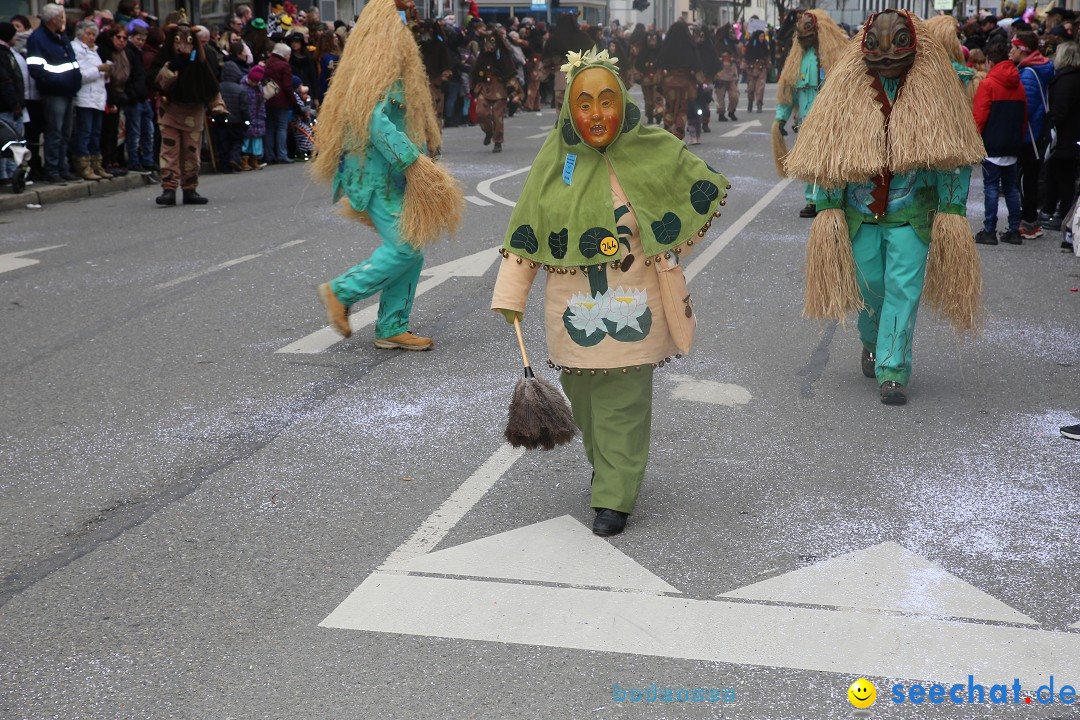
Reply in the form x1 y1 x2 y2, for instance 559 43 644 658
1022 66 1048 111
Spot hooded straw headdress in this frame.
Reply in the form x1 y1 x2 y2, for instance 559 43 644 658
310 0 441 183
776 9 849 107
503 49 729 267
784 13 984 187
309 0 463 248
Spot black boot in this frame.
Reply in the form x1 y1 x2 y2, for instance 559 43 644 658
592 508 628 536
493 142 502 153
155 189 176 206
799 204 818 218
861 348 876 378
728 111 737 121
748 99 754 114
880 381 907 406
183 189 209 205
483 131 492 146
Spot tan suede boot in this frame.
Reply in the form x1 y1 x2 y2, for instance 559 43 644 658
374 332 434 351
90 155 114 179
239 155 253 171
318 283 351 337
75 156 102 181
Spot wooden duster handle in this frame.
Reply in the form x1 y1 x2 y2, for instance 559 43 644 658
514 317 531 369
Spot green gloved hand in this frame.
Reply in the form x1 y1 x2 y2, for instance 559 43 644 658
496 308 523 324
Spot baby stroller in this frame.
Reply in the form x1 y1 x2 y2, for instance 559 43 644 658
0 114 30 194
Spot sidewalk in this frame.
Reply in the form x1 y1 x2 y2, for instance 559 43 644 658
0 172 155 214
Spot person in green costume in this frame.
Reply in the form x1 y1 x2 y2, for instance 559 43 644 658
784 10 986 406
490 48 729 536
770 9 848 218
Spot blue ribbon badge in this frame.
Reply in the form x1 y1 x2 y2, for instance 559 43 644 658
562 153 577 186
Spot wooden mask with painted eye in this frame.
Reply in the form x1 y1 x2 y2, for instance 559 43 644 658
796 12 818 48
862 10 917 79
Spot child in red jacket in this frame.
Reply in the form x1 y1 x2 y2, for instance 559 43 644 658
973 42 1028 245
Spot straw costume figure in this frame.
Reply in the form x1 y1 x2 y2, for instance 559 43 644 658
771 8 848 218
312 0 464 350
923 14 980 106
784 10 985 406
490 49 729 536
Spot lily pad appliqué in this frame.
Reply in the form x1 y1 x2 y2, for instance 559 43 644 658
561 118 582 146
690 180 720 214
622 102 641 134
510 225 539 254
548 229 569 259
651 212 682 245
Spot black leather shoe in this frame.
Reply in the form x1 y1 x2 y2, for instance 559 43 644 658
799 204 818 218
861 348 876 378
493 142 502 153
483 132 492 146
155 189 176 206
592 508 628 537
880 381 907 406
183 189 209 205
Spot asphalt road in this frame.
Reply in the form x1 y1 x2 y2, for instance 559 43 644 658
1 85 1078 720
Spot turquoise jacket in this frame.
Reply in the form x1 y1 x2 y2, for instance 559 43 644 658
812 75 972 244
775 47 822 125
333 81 423 216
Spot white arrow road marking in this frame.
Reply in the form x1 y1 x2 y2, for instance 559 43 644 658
379 443 524 567
465 195 493 207
669 374 752 407
321 565 1077 691
276 245 503 354
720 120 761 138
720 542 1037 625
386 514 680 594
0 245 66 275
476 166 530 208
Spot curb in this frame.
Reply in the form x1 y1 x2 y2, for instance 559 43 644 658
0 173 154 214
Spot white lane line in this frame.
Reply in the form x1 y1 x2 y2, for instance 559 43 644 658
0 244 66 275
526 131 551 139
155 253 264 290
465 195 493 207
276 245 502 354
379 443 525 569
154 239 310 290
719 119 761 138
476 166 530 208
684 177 793 283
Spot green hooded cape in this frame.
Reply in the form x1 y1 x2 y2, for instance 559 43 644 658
503 60 730 267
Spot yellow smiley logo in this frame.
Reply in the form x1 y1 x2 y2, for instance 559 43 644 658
599 236 619 256
848 678 876 709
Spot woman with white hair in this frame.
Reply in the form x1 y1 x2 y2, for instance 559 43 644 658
72 19 113 180
1041 41 1080 235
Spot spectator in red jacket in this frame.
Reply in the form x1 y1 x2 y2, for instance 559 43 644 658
263 42 294 163
973 42 1029 245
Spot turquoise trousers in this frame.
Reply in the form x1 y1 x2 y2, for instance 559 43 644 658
329 197 424 339
560 368 654 515
852 223 929 385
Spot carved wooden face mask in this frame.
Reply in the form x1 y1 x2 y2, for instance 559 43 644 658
862 10 917 79
796 12 818 48
569 67 624 149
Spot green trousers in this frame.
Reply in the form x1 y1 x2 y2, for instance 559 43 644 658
560 368 654 514
329 197 424 339
852 222 929 385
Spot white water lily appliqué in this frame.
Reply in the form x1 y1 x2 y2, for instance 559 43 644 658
606 286 649 333
566 290 612 337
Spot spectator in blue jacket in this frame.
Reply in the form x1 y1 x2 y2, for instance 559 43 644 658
26 3 83 183
1010 31 1055 238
